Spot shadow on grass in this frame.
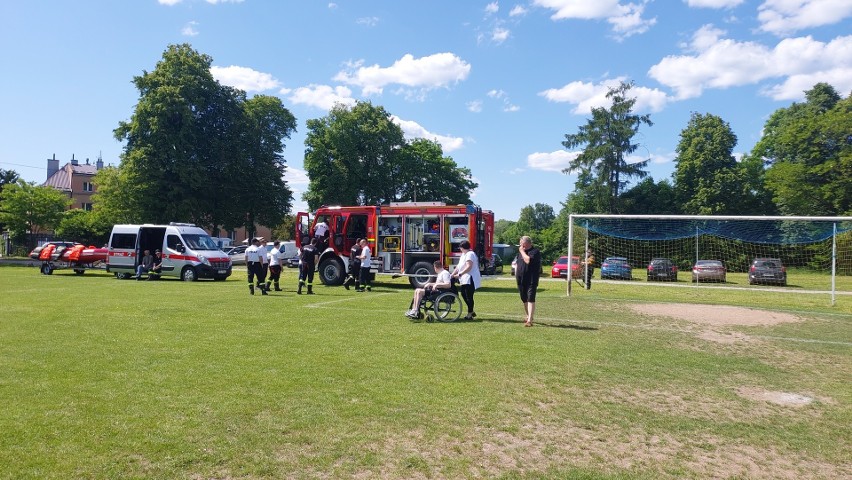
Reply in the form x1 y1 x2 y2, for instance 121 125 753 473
482 316 598 331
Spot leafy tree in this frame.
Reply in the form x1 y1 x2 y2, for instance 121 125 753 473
396 139 477 204
303 102 477 209
620 177 679 214
673 112 744 214
271 215 297 241
92 166 144 224
55 209 112 246
494 219 516 244
304 101 406 209
0 180 71 249
562 81 653 213
0 168 20 231
232 95 297 238
113 44 296 235
752 83 851 215
516 203 555 233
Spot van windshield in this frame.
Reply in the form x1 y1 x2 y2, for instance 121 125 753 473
182 234 219 251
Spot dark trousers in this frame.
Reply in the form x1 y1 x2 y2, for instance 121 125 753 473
584 267 593 290
299 263 315 284
248 262 265 285
459 283 475 313
359 266 371 288
268 265 282 282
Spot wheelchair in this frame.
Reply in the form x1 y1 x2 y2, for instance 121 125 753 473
411 282 463 322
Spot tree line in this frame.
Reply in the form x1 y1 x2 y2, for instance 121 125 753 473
1 44 848 259
496 81 851 263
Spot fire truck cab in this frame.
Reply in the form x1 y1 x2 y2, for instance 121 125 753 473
296 202 494 288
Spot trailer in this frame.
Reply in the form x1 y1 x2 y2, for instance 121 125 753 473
29 242 109 275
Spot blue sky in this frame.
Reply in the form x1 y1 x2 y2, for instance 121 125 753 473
1 1 850 221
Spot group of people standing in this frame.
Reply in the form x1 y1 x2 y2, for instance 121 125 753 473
343 238 372 292
244 237 321 296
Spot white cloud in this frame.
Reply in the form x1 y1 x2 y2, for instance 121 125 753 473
487 89 506 99
533 0 657 38
485 2 499 14
181 21 199 36
284 166 309 186
527 150 580 172
210 65 281 92
467 100 483 112
334 53 471 96
286 84 356 110
328 2 338 8
486 89 521 111
539 78 670 113
356 16 379 27
390 116 464 153
509 4 528 16
205 0 245 3
648 28 852 100
492 27 510 43
158 0 181 5
685 0 744 7
758 0 852 35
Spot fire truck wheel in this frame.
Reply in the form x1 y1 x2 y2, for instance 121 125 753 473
318 258 345 286
408 261 434 289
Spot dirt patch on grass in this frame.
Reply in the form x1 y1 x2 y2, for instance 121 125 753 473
735 386 816 407
629 303 802 327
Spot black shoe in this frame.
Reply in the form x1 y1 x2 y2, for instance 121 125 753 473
344 281 350 290
274 287 282 292
261 290 268 295
366 286 371 292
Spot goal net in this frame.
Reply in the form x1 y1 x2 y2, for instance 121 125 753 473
566 215 852 304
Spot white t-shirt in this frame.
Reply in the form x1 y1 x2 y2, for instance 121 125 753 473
435 269 452 287
314 222 329 238
456 250 482 289
268 248 283 267
360 245 371 268
245 244 265 264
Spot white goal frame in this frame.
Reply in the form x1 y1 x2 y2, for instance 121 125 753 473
567 214 852 305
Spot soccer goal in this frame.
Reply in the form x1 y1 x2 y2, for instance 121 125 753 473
567 214 852 305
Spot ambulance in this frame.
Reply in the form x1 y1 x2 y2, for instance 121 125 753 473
107 223 232 281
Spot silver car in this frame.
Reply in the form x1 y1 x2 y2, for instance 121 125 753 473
691 260 726 283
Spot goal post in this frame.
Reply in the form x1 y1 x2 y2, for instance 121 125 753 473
567 214 852 305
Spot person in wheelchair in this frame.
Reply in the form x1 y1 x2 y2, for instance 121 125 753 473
405 260 452 319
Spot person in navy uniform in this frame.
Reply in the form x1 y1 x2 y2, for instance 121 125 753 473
298 238 319 294
343 237 362 290
245 237 268 295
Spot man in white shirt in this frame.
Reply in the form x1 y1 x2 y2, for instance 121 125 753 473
406 261 451 318
314 220 329 251
265 240 284 292
245 237 268 295
357 238 372 292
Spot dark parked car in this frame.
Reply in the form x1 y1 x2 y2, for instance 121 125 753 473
691 260 726 283
748 258 786 286
483 254 503 275
286 254 301 268
646 258 678 281
600 256 632 280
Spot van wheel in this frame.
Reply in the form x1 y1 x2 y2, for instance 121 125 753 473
318 258 345 286
182 267 198 282
408 261 434 289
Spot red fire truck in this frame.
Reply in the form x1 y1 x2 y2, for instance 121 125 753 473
296 202 494 288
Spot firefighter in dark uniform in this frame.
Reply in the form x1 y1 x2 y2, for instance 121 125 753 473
298 238 319 295
245 237 268 295
343 237 362 290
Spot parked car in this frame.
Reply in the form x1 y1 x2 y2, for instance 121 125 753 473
646 257 678 281
691 260 726 283
748 258 786 286
600 256 633 280
510 255 543 276
227 245 247 265
551 255 581 279
287 253 301 268
483 254 503 275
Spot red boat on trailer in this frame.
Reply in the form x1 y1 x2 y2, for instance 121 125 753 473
29 242 109 275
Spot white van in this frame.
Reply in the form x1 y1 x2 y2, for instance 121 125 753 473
107 223 232 281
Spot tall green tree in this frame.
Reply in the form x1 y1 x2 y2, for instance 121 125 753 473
92 166 144 224
673 112 744 214
303 102 477 209
0 180 71 248
113 44 296 234
0 168 20 232
304 101 406 209
620 177 679 214
55 209 112 246
751 83 851 215
562 81 653 213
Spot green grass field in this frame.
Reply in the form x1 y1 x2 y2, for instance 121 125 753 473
1 265 850 479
